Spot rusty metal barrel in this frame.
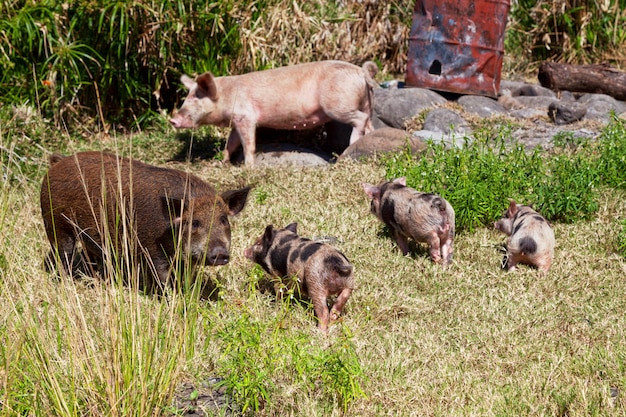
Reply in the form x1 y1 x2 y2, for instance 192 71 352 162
405 0 510 97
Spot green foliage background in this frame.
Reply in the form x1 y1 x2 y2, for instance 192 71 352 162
1 0 624 129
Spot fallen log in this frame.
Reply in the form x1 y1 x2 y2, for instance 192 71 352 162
538 62 626 101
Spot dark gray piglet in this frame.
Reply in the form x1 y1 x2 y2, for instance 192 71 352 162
244 223 354 333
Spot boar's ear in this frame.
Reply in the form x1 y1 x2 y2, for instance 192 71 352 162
362 183 380 201
393 177 407 186
285 222 298 234
162 196 186 225
196 72 218 101
221 186 251 216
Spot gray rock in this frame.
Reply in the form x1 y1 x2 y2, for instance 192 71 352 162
233 143 331 167
423 108 472 135
513 96 560 111
373 87 447 129
457 95 507 118
559 91 577 102
548 101 587 125
509 108 546 119
511 84 557 97
411 130 472 148
577 93 626 122
340 127 426 160
499 80 528 93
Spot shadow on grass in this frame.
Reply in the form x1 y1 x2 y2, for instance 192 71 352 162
376 226 431 261
171 130 225 163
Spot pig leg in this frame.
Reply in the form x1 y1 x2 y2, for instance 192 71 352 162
330 287 352 322
506 253 519 271
393 230 411 256
230 121 257 167
537 258 552 272
346 112 373 145
441 238 454 265
426 233 443 264
49 231 77 275
224 129 242 165
312 294 331 333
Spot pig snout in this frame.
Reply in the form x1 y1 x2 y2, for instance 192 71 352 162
207 246 230 266
169 112 193 129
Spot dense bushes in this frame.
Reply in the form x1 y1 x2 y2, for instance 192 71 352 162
0 0 410 129
507 0 626 68
2 1 624 130
382 116 626 233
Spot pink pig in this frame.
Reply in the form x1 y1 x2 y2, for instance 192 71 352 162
169 60 378 166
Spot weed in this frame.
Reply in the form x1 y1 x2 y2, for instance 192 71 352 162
534 153 600 222
383 135 546 232
596 116 626 189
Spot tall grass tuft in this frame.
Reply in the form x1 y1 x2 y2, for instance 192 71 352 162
506 0 626 69
0 0 412 130
383 133 548 233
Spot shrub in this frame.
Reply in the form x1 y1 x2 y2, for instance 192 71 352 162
596 116 626 189
381 125 605 232
383 135 546 233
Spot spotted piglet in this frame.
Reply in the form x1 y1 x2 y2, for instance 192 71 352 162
362 177 455 265
494 200 555 272
244 223 354 333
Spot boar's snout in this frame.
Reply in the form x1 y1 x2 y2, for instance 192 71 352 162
207 246 230 266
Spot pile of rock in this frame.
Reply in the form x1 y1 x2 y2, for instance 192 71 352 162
235 80 626 167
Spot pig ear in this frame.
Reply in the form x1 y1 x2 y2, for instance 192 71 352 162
263 224 275 242
362 183 380 201
393 177 407 186
162 196 185 224
181 74 195 90
508 200 518 215
285 223 298 234
196 72 218 101
221 186 251 216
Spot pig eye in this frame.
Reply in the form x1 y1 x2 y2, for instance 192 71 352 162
220 214 229 225
191 220 201 228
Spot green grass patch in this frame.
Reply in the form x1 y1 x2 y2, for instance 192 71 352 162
382 116 626 233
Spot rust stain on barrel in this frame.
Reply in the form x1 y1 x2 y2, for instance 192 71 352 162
405 0 510 98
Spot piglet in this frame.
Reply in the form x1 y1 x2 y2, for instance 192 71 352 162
494 200 555 272
362 177 455 265
40 151 250 290
244 223 354 333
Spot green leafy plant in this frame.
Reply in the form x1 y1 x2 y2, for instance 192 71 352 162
383 135 546 232
506 0 626 69
596 116 626 189
534 153 599 222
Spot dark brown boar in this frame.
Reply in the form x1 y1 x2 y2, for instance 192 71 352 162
243 223 354 333
40 151 250 290
494 200 555 272
362 177 455 265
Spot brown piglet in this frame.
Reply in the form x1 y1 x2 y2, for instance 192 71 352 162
244 223 354 333
362 177 455 265
40 151 250 290
169 60 378 166
494 200 555 272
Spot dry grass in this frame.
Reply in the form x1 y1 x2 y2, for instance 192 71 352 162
2 134 626 415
